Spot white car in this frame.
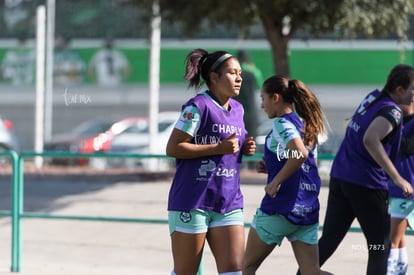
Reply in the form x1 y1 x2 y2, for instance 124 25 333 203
106 111 181 171
0 116 19 152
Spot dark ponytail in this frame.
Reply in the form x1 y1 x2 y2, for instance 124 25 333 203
184 48 208 89
262 75 326 148
184 48 233 90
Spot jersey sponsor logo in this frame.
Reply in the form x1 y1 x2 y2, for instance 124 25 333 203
299 182 318 192
180 212 192 223
216 167 237 177
212 123 242 136
197 160 237 179
348 120 360 133
291 204 314 217
198 160 216 176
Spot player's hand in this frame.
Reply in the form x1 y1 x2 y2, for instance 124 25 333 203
219 132 239 154
243 136 256 156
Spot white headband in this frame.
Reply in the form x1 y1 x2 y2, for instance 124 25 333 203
207 53 233 76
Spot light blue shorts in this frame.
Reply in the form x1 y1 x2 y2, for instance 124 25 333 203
389 198 414 229
251 209 319 246
168 208 244 235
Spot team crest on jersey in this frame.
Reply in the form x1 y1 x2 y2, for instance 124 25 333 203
180 212 192 223
389 108 401 122
399 201 408 210
182 111 194 121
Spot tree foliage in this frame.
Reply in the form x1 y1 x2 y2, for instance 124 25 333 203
334 0 413 39
158 0 414 76
8 0 411 77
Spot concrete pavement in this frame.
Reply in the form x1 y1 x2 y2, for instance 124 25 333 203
0 170 411 274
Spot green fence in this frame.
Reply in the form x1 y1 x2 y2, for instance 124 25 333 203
0 151 412 273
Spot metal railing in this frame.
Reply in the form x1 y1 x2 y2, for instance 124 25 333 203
2 151 175 272
0 151 412 273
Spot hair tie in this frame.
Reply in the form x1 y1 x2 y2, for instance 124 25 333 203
288 79 295 89
200 53 208 66
285 79 295 103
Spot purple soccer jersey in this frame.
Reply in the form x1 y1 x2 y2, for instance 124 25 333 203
168 92 247 213
331 90 403 190
389 115 414 200
259 112 321 225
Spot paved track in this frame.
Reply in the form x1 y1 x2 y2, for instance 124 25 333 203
0 170 411 274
